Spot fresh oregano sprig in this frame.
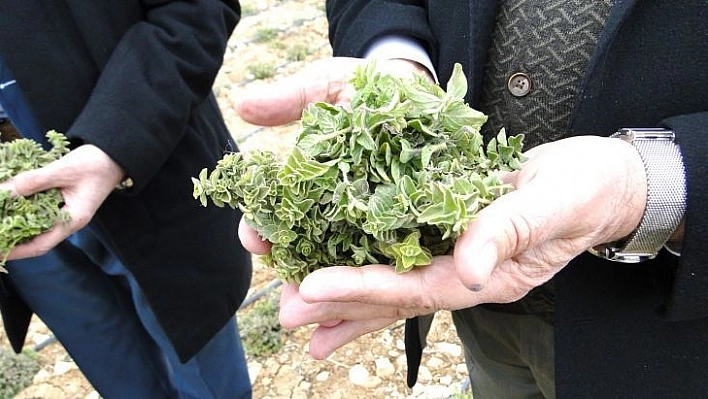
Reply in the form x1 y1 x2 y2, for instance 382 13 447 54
194 63 526 283
0 130 71 269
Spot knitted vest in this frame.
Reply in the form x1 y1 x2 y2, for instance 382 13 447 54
478 0 614 322
479 0 614 147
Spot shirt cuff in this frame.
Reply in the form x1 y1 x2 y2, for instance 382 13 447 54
363 35 438 82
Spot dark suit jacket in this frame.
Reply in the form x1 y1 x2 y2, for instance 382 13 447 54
328 0 708 396
0 0 251 362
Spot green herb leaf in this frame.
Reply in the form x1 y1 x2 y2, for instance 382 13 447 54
193 62 526 282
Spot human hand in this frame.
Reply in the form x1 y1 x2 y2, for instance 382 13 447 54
279 257 477 360
235 57 648 359
235 56 432 126
454 135 647 291
1 144 125 259
276 135 648 359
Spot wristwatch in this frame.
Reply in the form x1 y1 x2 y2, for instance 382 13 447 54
588 128 686 263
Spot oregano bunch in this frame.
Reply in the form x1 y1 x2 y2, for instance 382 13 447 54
0 130 71 269
194 63 525 283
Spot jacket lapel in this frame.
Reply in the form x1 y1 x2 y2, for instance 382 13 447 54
569 0 640 133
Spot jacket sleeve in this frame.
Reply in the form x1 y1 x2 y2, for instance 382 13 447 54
68 0 239 192
661 111 708 320
326 0 435 60
326 1 496 104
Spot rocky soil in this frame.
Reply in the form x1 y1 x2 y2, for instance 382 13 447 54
2 1 471 397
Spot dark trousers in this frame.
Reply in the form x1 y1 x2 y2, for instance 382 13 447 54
452 306 555 399
6 228 252 398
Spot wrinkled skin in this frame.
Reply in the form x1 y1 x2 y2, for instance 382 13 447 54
235 57 647 360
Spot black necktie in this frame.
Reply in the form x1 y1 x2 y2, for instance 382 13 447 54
404 313 435 387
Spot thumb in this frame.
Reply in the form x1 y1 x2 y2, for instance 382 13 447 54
234 57 365 126
234 78 313 126
453 217 501 292
453 186 546 291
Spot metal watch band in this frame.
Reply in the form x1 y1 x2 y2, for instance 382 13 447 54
589 128 686 263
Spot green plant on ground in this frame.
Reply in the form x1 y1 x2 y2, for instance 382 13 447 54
240 3 258 17
286 43 311 61
240 290 284 358
0 348 40 399
247 62 277 80
252 27 277 43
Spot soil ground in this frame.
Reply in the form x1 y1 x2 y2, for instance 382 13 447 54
2 1 470 397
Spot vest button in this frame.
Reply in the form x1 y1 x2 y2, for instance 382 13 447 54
507 72 532 97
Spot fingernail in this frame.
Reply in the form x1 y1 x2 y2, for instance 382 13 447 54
468 283 484 292
463 241 497 292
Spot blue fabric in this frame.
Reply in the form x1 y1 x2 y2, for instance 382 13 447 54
7 229 252 398
0 55 47 147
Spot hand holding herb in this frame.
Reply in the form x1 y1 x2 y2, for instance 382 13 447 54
194 62 525 283
0 131 71 268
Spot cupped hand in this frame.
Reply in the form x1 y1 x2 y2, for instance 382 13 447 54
1 144 124 259
278 135 648 359
279 257 478 359
234 56 649 360
453 135 647 292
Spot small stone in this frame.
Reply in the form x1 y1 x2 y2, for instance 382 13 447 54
53 360 77 375
315 371 330 382
417 365 432 382
374 357 395 378
379 330 393 345
426 356 445 369
411 383 428 397
349 364 382 388
247 361 262 385
455 363 469 374
423 384 455 398
439 375 453 385
85 392 101 399
436 342 463 357
32 369 50 383
348 364 369 385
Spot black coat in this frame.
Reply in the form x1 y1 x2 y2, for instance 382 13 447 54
328 0 708 396
0 0 251 362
